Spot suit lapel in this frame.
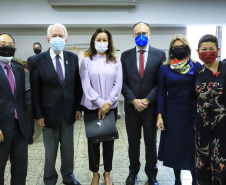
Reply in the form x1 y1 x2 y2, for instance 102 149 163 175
0 65 13 96
11 63 20 99
63 51 69 87
141 45 153 82
131 47 140 80
45 50 62 87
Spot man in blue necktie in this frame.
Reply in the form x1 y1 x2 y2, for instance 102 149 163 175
0 33 29 185
30 23 83 185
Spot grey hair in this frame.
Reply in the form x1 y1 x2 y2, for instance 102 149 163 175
164 34 196 65
47 23 68 39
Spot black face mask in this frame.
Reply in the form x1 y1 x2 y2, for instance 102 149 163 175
171 46 189 60
0 46 15 57
34 48 41 54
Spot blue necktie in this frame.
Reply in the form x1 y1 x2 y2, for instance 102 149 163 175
56 55 64 85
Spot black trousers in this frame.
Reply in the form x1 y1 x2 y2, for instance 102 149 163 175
0 119 28 185
84 108 117 172
25 104 34 139
125 104 158 178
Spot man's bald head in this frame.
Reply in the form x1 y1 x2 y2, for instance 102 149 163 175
0 33 15 46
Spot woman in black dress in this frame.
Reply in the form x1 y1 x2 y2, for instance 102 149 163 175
157 34 200 185
195 34 226 185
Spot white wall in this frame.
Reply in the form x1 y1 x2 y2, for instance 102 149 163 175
0 0 226 27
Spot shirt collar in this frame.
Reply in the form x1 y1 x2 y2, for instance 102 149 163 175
49 48 64 61
0 60 12 69
136 45 149 53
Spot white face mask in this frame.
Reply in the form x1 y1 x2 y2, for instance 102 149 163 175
50 37 65 54
95 42 108 54
0 56 13 63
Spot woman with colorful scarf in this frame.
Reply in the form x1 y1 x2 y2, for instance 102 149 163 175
195 34 226 185
156 34 201 185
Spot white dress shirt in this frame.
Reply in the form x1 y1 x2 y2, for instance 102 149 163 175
136 45 149 72
49 48 65 78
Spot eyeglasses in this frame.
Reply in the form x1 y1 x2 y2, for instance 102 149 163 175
33 47 42 50
172 45 187 49
134 32 149 36
0 42 15 48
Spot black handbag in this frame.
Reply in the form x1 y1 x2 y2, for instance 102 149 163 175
91 132 119 143
84 110 119 143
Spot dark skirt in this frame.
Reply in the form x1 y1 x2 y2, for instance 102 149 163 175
158 102 195 171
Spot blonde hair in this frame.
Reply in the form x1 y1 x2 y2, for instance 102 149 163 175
164 34 196 65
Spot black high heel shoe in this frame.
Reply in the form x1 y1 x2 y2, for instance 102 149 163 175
91 173 100 185
103 172 114 185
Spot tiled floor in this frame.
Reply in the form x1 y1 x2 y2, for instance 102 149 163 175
4 115 193 185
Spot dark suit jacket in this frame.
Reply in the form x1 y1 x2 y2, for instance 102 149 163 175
121 46 166 109
30 49 82 129
0 61 28 140
27 54 38 72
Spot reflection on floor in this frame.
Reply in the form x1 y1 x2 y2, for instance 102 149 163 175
4 115 192 185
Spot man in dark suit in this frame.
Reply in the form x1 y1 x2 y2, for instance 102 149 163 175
121 22 166 185
32 42 43 55
27 42 43 75
0 33 28 185
27 42 43 70
30 23 82 185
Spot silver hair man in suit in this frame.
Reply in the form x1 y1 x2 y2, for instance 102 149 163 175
121 22 166 185
30 23 82 185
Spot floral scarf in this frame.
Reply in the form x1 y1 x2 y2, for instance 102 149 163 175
170 57 195 75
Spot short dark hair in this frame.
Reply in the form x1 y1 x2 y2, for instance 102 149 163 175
87 28 117 63
0 33 15 44
33 42 42 48
133 22 150 32
198 34 218 50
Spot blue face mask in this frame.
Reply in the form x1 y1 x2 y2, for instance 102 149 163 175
135 34 148 47
50 37 65 51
